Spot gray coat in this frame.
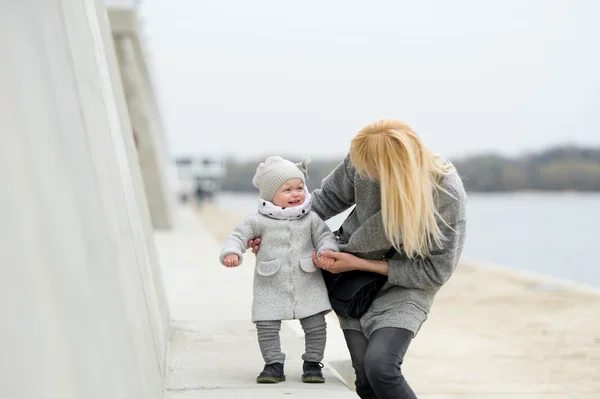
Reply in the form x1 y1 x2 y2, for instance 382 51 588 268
311 154 467 338
220 211 338 322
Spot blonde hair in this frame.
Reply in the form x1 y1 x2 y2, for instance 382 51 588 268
350 119 455 258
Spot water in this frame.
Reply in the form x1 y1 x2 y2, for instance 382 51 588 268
213 192 600 287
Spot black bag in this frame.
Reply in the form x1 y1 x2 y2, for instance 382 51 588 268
321 219 396 319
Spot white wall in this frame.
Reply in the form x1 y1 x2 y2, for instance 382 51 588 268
102 3 171 369
113 30 175 231
106 6 174 231
0 1 168 398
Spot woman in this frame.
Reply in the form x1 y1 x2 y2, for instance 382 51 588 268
249 119 467 398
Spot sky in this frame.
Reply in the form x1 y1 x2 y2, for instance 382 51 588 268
137 0 600 161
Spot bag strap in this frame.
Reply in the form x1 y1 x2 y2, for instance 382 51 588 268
383 246 397 260
334 208 354 239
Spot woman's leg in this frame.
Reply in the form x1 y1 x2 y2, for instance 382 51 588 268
343 329 378 399
363 327 417 399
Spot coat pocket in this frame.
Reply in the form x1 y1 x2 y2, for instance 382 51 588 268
299 258 318 273
256 259 281 276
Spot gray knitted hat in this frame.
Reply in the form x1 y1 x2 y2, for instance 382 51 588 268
252 156 310 201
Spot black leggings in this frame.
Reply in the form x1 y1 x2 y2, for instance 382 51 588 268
343 328 417 399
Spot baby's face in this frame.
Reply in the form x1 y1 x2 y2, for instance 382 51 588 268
272 179 306 208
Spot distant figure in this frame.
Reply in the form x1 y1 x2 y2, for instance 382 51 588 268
219 156 339 384
249 119 467 398
194 184 207 202
193 182 214 203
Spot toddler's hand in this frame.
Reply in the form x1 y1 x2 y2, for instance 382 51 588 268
313 252 335 271
321 256 335 269
224 254 240 267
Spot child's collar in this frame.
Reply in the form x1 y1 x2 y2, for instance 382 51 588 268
258 192 312 220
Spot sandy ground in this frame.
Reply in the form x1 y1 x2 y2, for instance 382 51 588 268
197 200 600 399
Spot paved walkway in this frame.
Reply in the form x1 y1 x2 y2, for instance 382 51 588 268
155 207 357 398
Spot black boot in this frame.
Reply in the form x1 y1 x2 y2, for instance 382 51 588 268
302 361 325 383
256 362 286 383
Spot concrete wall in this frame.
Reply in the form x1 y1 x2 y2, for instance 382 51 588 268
108 7 174 230
0 1 168 398
102 2 171 363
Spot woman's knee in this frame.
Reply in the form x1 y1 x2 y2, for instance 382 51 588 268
363 348 402 386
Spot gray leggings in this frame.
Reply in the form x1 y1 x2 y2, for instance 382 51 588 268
255 312 327 364
344 327 417 399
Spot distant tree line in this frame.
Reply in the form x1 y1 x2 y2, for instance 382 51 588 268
452 146 600 191
219 146 600 193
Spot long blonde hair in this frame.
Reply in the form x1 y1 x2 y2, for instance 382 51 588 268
350 119 454 258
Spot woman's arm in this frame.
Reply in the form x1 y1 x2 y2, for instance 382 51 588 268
317 190 467 290
313 251 388 275
316 220 465 289
310 154 356 221
386 219 466 289
356 258 389 275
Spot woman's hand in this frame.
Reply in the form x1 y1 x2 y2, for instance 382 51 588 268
312 251 363 274
248 238 261 254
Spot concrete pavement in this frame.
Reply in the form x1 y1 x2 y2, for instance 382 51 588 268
155 206 357 398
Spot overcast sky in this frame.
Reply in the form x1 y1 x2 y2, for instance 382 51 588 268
137 0 599 160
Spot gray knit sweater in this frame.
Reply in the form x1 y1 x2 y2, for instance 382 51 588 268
311 154 467 338
219 211 338 322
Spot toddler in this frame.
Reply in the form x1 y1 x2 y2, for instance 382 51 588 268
219 156 338 384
